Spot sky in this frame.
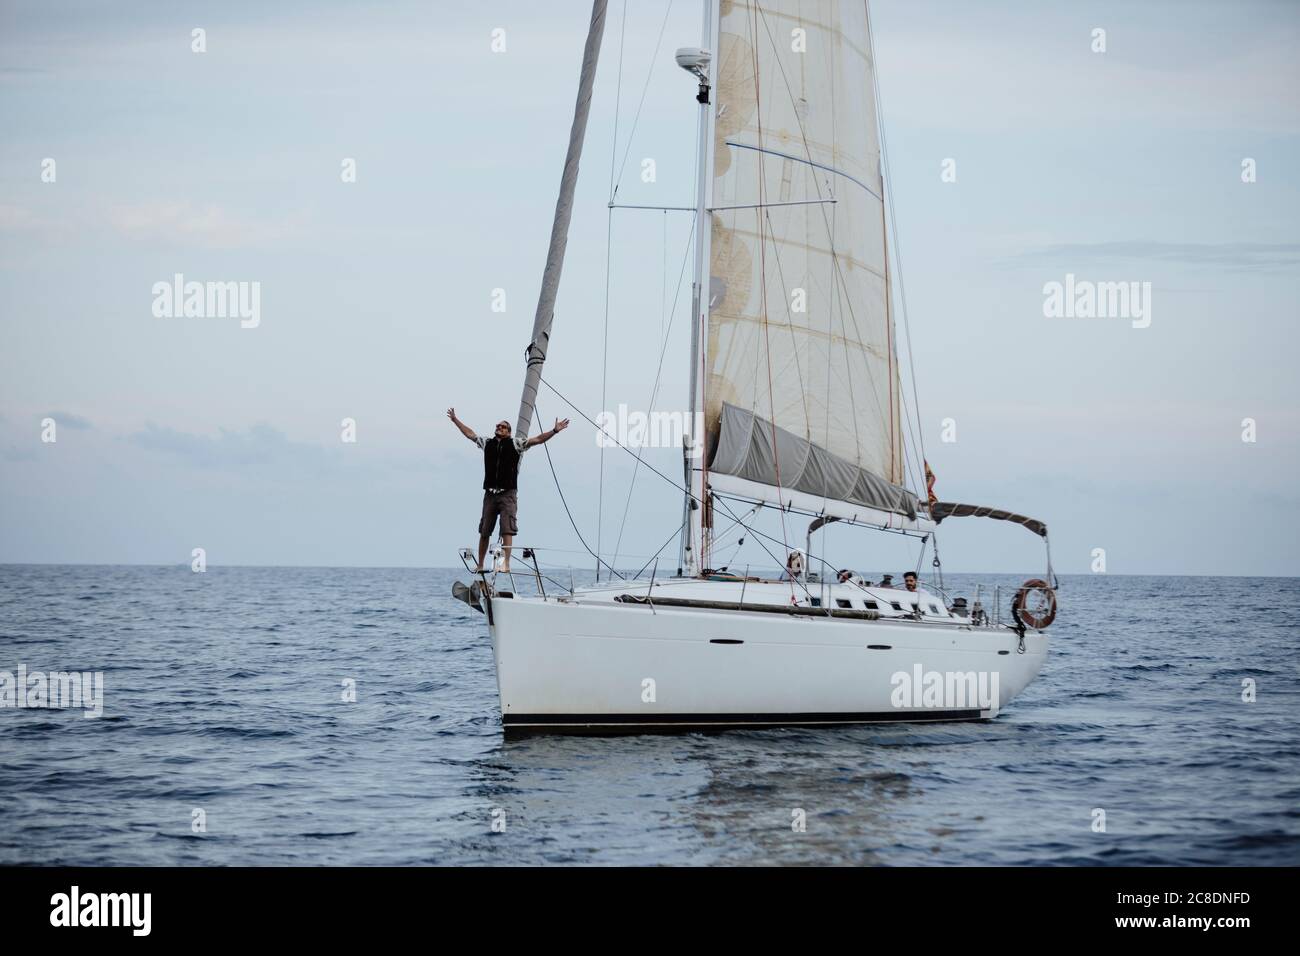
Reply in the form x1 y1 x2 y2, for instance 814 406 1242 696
1 0 1297 576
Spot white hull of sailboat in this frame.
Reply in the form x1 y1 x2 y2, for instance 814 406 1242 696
487 592 1047 734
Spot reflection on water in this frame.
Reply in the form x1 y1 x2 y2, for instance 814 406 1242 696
475 721 1090 865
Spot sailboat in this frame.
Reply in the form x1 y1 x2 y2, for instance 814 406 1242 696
456 0 1059 734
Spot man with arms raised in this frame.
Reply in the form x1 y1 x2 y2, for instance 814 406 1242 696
447 409 569 573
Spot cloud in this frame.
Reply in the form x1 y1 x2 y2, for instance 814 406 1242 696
0 204 39 231
1 200 302 249
1007 240 1300 271
127 422 334 471
2 445 38 463
44 412 93 430
106 201 300 249
877 9 1300 135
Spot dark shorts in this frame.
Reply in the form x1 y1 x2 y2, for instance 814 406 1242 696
479 489 518 536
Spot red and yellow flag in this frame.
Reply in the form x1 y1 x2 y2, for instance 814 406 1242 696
924 460 938 507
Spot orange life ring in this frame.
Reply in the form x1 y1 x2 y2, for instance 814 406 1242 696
1012 578 1057 629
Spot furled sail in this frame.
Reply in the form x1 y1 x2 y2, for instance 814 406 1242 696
705 0 915 518
930 502 1048 539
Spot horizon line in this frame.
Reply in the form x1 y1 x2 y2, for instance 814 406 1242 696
0 561 1294 579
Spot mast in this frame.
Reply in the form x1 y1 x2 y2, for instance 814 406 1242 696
516 0 609 439
679 0 718 576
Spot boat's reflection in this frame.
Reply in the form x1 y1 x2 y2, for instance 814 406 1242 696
469 725 974 864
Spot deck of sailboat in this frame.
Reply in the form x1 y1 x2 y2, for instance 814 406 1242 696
485 570 1026 633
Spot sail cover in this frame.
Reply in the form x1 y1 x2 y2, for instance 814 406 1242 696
706 0 915 517
712 403 916 518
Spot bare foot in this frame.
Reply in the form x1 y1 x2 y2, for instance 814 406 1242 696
499 565 511 574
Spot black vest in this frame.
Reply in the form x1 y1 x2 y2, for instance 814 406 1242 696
483 437 521 490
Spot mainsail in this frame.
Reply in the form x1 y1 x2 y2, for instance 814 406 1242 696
704 0 916 520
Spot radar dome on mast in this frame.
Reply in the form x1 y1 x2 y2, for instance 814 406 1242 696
674 47 711 79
